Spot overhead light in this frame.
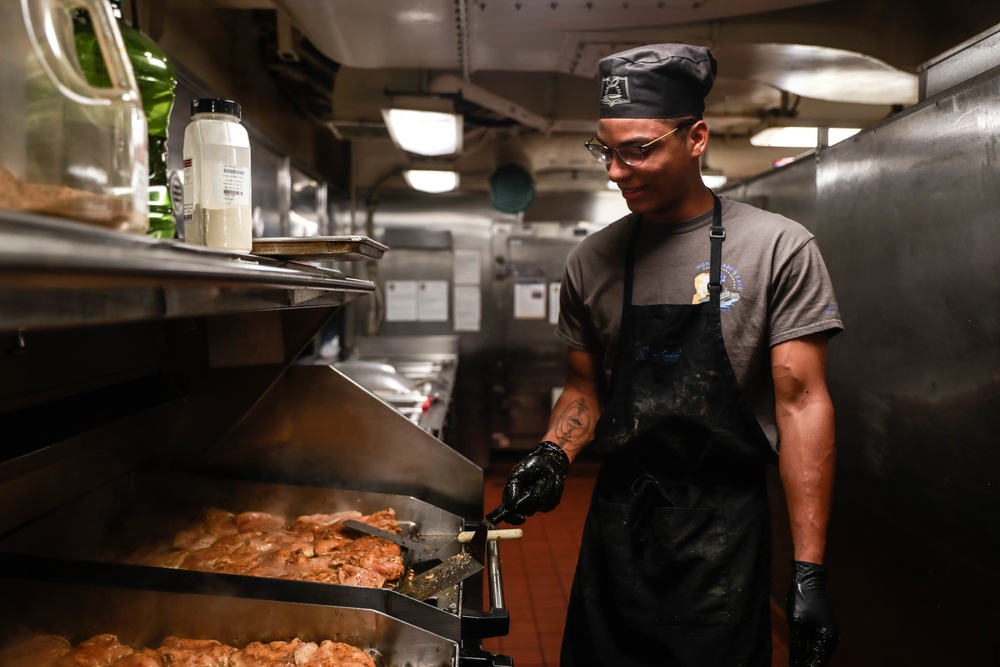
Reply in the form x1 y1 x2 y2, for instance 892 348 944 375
606 179 619 191
702 172 728 189
750 125 861 148
699 148 727 190
381 108 463 156
828 127 862 144
403 169 459 193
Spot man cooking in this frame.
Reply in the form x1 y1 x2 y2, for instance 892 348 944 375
493 44 842 666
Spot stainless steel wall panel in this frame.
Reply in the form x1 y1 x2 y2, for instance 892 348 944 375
918 23 1000 100
726 71 1000 665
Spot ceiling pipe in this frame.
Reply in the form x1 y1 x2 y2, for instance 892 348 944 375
429 74 594 135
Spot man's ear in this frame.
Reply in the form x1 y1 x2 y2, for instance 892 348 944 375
688 119 710 158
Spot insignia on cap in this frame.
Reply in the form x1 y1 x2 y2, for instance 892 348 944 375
600 76 631 107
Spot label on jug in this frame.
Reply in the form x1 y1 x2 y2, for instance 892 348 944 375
215 164 250 206
182 159 193 223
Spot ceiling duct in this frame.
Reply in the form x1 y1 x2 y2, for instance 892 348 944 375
430 74 594 134
327 121 391 141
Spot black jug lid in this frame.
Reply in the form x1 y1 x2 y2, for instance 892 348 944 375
191 98 241 119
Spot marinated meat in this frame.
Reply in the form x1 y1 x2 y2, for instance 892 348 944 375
0 633 71 667
4 636 373 667
130 507 405 589
235 512 286 534
156 637 234 667
356 509 400 534
112 649 162 666
229 639 303 666
290 512 361 533
328 536 404 580
330 563 385 588
296 641 375 667
171 529 217 552
54 633 133 666
202 508 238 537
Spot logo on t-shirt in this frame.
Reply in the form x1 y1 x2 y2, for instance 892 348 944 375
692 262 743 311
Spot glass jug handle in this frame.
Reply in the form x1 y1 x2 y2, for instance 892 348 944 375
22 0 141 106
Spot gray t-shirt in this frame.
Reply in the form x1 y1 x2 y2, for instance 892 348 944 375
556 197 843 451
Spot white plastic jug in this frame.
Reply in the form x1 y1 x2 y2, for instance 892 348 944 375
0 0 148 233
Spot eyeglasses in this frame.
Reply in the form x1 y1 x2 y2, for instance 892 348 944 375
584 123 689 166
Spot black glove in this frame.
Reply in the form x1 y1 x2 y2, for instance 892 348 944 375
499 441 570 525
786 560 839 667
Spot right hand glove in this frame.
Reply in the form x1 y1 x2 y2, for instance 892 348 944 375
786 560 839 667
499 441 570 525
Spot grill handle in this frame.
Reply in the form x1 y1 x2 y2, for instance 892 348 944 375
460 538 510 639
486 539 505 610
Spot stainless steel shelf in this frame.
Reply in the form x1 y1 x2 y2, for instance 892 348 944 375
0 210 377 330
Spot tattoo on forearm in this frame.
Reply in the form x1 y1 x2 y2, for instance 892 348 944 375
554 398 593 447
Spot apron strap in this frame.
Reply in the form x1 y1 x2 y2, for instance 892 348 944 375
708 194 725 305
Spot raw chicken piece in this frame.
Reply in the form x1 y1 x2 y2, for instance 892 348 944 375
330 536 404 580
356 509 400 534
297 640 375 667
291 512 361 533
313 530 352 556
0 634 71 667
202 508 238 537
155 637 233 667
140 549 189 569
179 533 251 572
54 633 133 666
331 563 386 588
291 568 342 584
178 546 222 571
235 512 285 534
112 648 162 666
172 529 217 551
229 639 303 666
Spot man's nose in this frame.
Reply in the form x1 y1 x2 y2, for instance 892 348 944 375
607 153 632 181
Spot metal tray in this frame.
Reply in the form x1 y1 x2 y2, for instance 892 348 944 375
0 572 457 667
0 473 469 639
251 236 388 261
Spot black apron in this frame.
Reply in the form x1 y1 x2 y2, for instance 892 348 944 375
561 196 776 667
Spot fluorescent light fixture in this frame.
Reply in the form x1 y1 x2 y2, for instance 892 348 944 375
403 169 459 193
751 126 818 148
702 172 728 189
382 108 463 156
750 126 861 148
828 127 861 144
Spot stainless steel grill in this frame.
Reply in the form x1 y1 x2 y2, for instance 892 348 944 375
0 213 510 666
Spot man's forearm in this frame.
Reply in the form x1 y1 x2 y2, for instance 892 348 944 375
542 388 600 463
777 397 836 564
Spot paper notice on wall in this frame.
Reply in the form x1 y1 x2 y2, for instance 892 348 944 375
514 278 547 319
454 285 481 332
453 249 481 285
549 282 561 325
385 280 418 321
418 280 449 321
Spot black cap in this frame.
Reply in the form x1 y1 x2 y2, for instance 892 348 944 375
598 44 716 119
191 98 242 119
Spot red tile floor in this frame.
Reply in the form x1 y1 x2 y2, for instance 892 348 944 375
480 461 790 667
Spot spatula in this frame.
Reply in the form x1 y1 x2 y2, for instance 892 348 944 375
394 520 490 600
